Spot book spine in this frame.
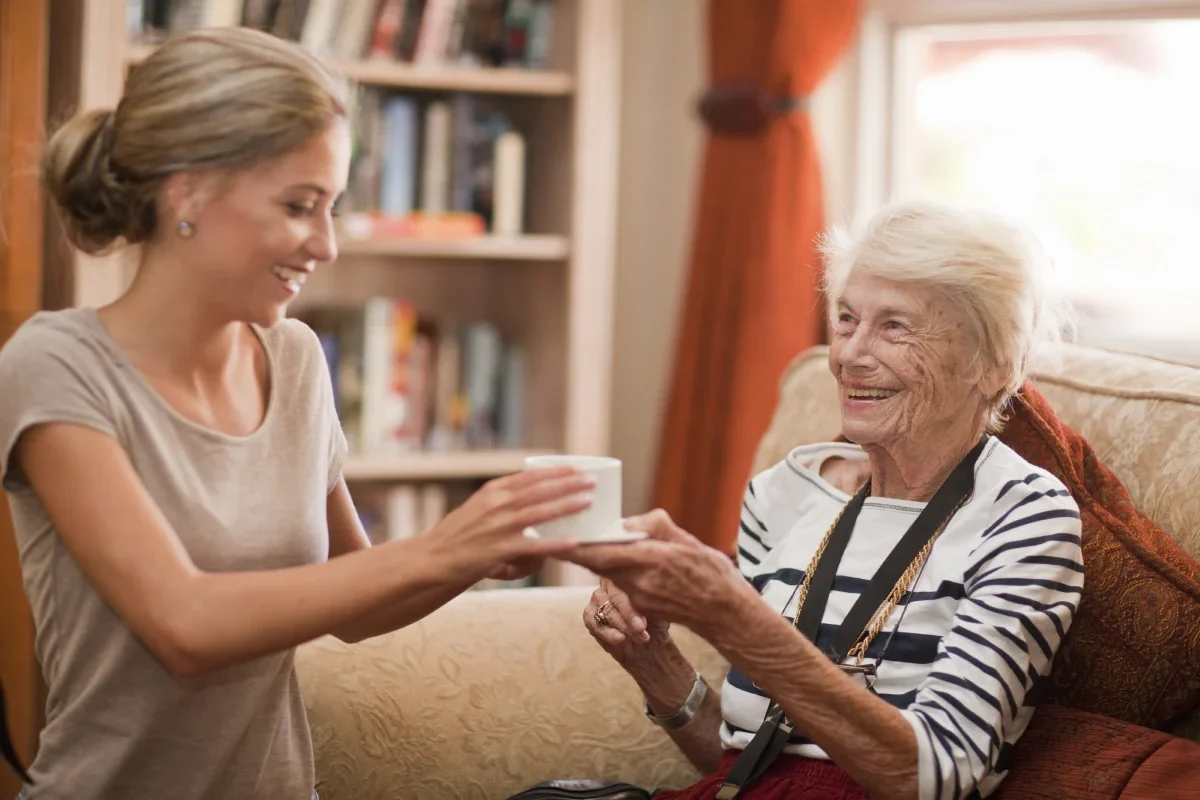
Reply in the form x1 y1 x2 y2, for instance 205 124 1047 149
379 96 418 217
418 483 448 531
299 0 339 55
492 130 525 235
384 484 420 541
367 0 407 61
360 297 395 453
420 101 452 214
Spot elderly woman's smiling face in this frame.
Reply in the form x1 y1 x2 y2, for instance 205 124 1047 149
829 269 989 448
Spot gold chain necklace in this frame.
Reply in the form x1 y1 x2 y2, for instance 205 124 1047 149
791 485 968 666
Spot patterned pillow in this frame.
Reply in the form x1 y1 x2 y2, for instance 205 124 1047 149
993 705 1200 799
997 383 1200 729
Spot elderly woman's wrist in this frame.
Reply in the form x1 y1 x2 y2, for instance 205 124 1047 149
626 642 695 715
690 576 763 645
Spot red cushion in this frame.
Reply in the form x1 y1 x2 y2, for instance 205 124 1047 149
996 384 1200 729
994 706 1199 800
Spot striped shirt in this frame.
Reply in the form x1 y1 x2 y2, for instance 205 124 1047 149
722 438 1083 800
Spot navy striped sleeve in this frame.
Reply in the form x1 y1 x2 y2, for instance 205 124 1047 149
737 474 771 577
902 482 1084 800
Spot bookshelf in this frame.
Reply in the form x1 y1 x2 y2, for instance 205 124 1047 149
337 232 569 260
50 0 622 586
126 40 576 95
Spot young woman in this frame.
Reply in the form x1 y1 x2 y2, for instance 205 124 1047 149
0 27 591 800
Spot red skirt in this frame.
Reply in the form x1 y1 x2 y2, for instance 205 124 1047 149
654 750 870 800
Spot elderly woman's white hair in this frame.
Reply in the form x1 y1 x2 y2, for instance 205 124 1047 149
819 200 1069 431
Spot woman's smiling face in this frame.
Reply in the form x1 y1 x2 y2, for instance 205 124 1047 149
828 269 989 448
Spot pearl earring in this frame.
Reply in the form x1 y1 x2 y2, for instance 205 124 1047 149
177 220 196 239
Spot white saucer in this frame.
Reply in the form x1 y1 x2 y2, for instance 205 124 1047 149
578 528 649 545
522 523 649 545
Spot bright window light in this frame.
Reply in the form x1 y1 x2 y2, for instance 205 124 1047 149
894 19 1200 360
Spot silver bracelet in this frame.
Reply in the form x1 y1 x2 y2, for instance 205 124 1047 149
644 671 708 730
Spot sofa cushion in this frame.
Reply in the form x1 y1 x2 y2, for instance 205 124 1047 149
297 587 730 800
992 706 1200 800
996 383 1200 730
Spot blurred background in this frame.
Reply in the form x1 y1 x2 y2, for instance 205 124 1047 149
3 2 1199 788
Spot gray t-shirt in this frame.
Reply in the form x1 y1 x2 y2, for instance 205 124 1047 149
0 308 346 800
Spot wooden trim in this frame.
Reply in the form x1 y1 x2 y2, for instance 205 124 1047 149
872 0 1200 25
546 0 623 588
125 42 576 96
0 0 48 791
566 0 621 457
337 234 569 261
71 0 131 308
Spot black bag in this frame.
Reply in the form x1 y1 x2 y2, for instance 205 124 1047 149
0 679 33 785
507 779 654 800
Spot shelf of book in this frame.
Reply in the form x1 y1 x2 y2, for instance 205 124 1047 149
343 449 555 481
337 60 573 96
337 234 568 261
124 42 574 96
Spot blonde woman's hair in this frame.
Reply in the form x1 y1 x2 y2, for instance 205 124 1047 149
42 27 350 255
819 200 1070 432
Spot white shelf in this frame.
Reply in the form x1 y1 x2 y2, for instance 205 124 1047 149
125 43 573 96
336 60 573 96
343 449 557 481
336 234 569 261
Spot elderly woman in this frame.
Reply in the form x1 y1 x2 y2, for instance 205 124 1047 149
567 202 1084 800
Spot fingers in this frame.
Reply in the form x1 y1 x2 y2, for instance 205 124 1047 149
502 534 579 562
509 491 594 531
485 556 544 582
493 465 585 492
607 586 651 643
593 622 628 649
622 508 693 545
583 590 628 649
505 470 597 509
562 541 652 574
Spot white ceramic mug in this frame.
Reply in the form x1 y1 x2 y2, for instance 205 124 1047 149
522 455 646 543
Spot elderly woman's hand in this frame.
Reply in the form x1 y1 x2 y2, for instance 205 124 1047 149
568 510 759 638
583 578 669 667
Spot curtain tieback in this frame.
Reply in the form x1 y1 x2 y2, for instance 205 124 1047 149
697 84 811 137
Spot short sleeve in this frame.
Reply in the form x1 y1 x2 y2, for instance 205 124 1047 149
0 319 119 492
326 409 348 494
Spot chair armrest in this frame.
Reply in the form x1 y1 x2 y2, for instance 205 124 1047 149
297 586 729 800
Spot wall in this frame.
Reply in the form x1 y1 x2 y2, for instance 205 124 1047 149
610 0 705 515
610 3 858 514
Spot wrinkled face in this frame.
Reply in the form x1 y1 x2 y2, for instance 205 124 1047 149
828 270 988 447
173 120 351 327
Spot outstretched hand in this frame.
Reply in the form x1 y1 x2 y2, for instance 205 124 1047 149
426 466 594 581
564 509 758 637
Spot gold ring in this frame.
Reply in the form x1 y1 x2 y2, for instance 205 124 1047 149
594 600 613 626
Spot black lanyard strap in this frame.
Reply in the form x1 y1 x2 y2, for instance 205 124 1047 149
716 436 988 800
825 436 988 661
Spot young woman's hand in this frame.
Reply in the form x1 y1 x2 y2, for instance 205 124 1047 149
424 466 594 579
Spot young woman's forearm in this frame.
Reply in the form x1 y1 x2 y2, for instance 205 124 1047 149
329 577 476 643
168 533 464 677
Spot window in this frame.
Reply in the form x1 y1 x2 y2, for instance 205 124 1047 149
873 2 1200 361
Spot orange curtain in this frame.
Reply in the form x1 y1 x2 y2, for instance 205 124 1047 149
652 0 860 553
